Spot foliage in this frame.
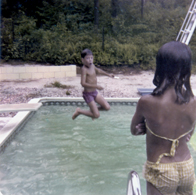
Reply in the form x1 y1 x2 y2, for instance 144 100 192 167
1 0 195 69
45 81 73 89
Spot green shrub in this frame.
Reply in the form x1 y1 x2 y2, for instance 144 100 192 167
1 0 191 70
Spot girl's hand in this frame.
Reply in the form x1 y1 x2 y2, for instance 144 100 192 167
135 123 146 135
186 133 191 142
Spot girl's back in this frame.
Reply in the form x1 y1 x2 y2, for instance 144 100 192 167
141 87 196 163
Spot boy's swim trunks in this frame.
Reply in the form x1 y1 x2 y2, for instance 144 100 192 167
83 90 98 104
143 157 195 195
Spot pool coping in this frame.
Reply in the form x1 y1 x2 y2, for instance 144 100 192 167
0 97 139 152
0 103 42 113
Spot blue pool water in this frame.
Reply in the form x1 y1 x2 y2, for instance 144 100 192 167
0 105 195 195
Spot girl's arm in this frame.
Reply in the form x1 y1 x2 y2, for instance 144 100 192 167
131 98 146 135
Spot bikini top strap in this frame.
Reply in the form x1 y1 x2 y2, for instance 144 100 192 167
145 122 194 165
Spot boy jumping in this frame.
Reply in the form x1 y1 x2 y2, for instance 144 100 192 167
72 49 114 120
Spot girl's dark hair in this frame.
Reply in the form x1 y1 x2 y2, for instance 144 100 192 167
81 49 93 58
152 41 193 104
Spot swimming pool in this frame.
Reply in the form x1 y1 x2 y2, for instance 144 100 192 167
0 98 196 195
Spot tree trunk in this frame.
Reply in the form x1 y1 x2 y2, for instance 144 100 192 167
141 0 145 19
111 0 118 18
94 0 99 29
102 27 104 51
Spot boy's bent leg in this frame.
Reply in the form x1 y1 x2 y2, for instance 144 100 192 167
88 101 100 118
95 94 110 111
72 101 100 120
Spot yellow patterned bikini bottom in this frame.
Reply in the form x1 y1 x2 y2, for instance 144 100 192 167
144 157 195 195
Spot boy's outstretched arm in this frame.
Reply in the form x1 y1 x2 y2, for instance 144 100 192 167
95 67 114 78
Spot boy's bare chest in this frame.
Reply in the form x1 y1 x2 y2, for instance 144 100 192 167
86 67 96 77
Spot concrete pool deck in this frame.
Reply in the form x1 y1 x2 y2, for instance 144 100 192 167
0 103 42 113
0 103 42 132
